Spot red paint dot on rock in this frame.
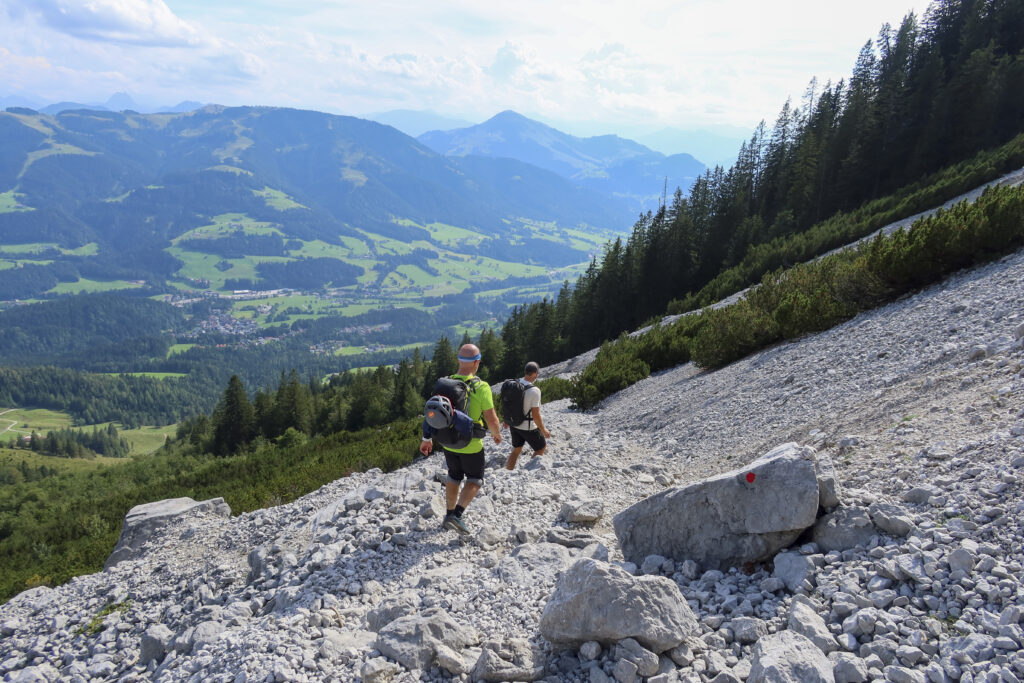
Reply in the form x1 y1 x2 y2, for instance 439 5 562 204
746 472 756 483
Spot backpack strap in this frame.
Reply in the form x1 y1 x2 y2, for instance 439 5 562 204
518 378 534 428
450 375 485 427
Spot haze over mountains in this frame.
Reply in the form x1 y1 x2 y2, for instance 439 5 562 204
418 110 705 210
0 92 204 116
0 105 644 299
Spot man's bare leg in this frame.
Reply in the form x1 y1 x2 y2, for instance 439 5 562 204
506 446 524 470
445 480 460 510
458 481 480 507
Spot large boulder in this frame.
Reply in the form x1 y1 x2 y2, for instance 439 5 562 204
613 443 821 569
375 608 478 670
106 497 231 568
748 630 835 683
539 558 698 653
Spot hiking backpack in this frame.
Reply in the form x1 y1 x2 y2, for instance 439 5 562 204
499 378 532 428
425 376 486 449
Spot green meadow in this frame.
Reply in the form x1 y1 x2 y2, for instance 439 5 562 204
48 279 143 295
1 407 177 457
0 408 73 435
168 344 196 357
254 186 307 210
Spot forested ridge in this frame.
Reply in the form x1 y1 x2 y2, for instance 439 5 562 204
497 0 1024 369
0 367 212 427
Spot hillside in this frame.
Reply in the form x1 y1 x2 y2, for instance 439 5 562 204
0 105 636 301
1 232 1021 681
418 111 705 210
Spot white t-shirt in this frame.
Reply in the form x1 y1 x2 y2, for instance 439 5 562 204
514 382 542 431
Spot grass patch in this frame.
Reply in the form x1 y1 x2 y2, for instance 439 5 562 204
171 213 283 244
63 243 98 257
119 425 177 455
396 220 486 247
48 279 143 295
254 186 306 210
0 191 33 213
0 407 74 434
0 243 56 255
167 248 290 290
339 236 371 256
167 343 196 357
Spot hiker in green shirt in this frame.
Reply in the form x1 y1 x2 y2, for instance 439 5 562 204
419 343 502 533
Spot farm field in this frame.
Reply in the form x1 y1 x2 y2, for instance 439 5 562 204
0 407 176 457
48 279 144 295
0 408 73 436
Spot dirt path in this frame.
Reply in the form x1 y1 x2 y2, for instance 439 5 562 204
0 408 29 438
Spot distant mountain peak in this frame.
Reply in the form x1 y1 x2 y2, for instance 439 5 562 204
417 111 704 210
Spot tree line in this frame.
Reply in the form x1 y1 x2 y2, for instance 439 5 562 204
8 424 130 459
176 328 503 456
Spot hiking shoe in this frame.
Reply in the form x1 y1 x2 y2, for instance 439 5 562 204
442 513 469 534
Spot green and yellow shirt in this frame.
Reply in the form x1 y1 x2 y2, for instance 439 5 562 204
444 373 493 453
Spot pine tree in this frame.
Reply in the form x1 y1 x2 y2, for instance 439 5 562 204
212 375 255 456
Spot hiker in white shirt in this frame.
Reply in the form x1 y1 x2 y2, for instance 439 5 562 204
503 361 550 470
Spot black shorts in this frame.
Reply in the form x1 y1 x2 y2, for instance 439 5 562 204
443 447 485 485
510 427 546 452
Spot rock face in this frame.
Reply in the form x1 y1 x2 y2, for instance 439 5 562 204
105 497 231 568
539 558 698 653
612 443 821 569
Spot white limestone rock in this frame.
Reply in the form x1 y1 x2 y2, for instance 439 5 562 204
748 630 835 683
613 443 821 570
106 497 230 568
540 559 698 653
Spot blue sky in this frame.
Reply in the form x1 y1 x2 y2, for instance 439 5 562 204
0 0 923 136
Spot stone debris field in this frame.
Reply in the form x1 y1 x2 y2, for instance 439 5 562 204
1 246 1023 683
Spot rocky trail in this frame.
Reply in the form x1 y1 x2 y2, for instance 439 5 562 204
1 249 1024 681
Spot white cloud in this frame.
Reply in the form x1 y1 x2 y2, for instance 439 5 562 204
2 0 206 47
0 0 926 132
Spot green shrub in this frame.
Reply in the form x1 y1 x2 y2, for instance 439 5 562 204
570 336 650 410
535 376 573 403
691 299 781 369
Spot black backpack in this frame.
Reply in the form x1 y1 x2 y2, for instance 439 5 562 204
500 379 532 428
427 376 486 448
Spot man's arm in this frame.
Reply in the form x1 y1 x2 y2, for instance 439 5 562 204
531 406 550 438
419 422 435 456
483 408 502 444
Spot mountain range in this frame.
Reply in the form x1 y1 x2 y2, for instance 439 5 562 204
418 110 705 210
0 105 648 301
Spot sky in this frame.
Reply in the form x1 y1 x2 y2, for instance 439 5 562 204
0 0 925 138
